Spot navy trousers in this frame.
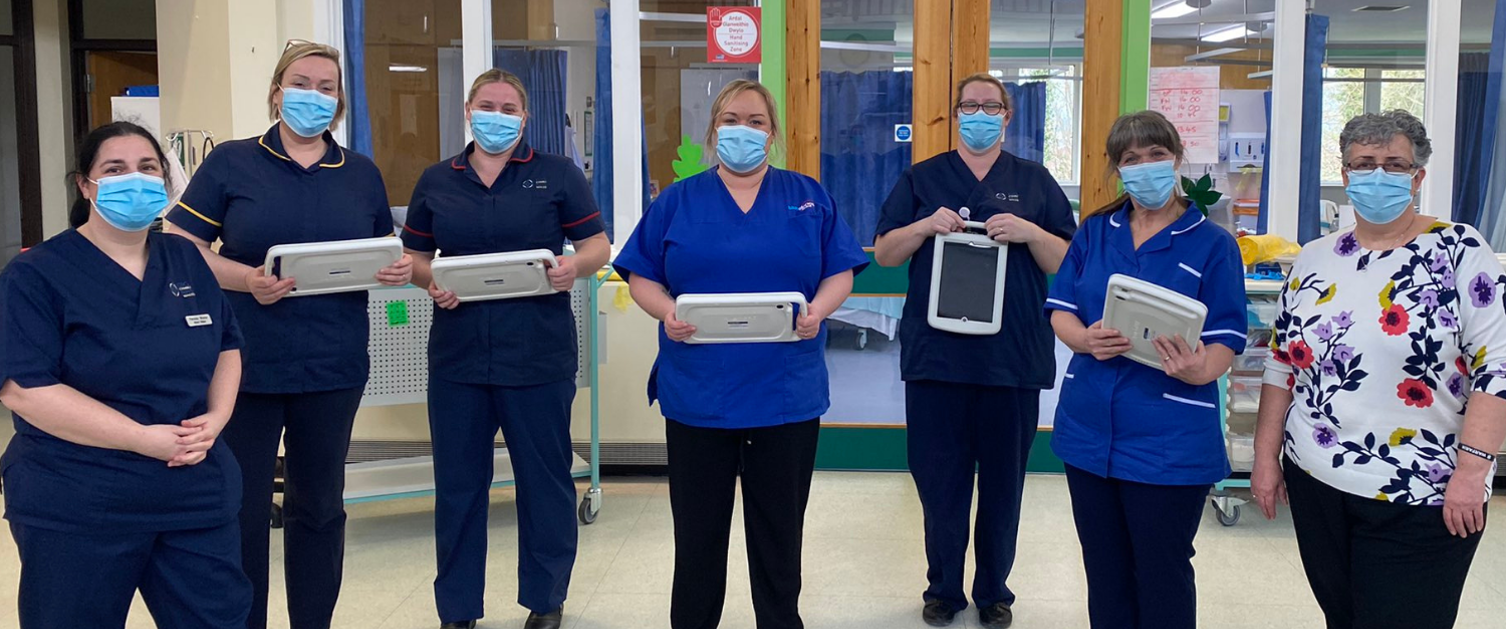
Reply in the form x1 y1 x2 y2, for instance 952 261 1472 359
904 380 1039 612
428 377 579 623
222 387 364 629
1064 464 1211 629
11 521 251 629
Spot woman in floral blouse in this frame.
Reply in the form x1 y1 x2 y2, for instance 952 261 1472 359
1251 110 1506 629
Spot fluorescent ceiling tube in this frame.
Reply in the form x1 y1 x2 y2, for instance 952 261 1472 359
1202 26 1258 42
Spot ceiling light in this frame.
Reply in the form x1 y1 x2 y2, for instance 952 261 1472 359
1152 0 1212 20
388 64 428 73
1353 5 1410 12
1202 26 1258 43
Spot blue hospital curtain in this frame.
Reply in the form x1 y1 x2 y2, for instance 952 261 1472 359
1454 53 1498 226
1258 13 1327 242
820 71 913 245
343 0 373 158
1478 0 1506 246
1004 82 1047 165
593 9 652 240
494 49 568 157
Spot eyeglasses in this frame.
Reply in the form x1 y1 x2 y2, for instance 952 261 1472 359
1344 160 1419 174
284 38 313 51
957 101 1007 115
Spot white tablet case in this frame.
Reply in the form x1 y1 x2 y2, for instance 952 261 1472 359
928 221 1008 335
430 249 558 302
675 292 810 344
264 237 403 297
1102 273 1209 369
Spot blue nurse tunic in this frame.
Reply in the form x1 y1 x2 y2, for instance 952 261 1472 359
0 230 243 532
1045 202 1248 485
613 167 870 428
166 125 394 394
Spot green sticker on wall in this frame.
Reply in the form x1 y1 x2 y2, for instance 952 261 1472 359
386 301 409 326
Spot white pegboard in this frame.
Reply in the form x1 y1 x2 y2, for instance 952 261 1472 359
361 281 591 407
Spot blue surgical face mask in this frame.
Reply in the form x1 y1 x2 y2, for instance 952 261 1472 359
90 172 168 232
1345 168 1416 225
958 111 1004 153
280 87 338 138
470 110 524 155
1119 160 1179 210
716 125 769 174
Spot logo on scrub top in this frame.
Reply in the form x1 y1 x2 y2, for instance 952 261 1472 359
789 201 816 212
995 192 1021 202
169 282 196 298
522 179 549 190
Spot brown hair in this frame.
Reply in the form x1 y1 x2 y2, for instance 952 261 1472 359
703 79 786 159
1083 110 1186 219
953 72 1013 112
468 69 530 111
267 40 346 129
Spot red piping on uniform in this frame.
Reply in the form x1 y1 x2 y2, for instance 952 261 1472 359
561 212 601 229
402 224 434 238
450 157 466 171
510 148 535 164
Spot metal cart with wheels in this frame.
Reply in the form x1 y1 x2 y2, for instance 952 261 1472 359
1208 279 1283 526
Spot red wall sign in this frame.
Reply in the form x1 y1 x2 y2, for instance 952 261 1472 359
707 7 762 64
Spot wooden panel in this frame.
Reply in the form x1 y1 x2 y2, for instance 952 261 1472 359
785 0 820 179
86 51 158 130
1151 44 1273 90
912 0 951 163
1080 0 1125 212
951 0 991 137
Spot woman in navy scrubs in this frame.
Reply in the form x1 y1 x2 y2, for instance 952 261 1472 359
873 72 1076 629
401 69 610 629
1044 111 1247 629
0 122 251 628
615 79 868 629
164 41 412 629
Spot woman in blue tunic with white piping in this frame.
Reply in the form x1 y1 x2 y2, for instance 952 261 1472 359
1044 110 1248 629
614 79 868 629
0 122 251 628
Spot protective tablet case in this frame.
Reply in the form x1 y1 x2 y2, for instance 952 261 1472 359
430 249 559 302
675 292 810 344
1101 273 1209 369
927 221 1008 335
264 237 403 297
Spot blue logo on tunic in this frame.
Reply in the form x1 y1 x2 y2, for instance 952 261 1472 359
169 282 195 298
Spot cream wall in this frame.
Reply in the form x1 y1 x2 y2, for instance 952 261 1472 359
34 0 73 238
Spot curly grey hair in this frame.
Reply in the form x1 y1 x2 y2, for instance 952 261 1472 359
1339 109 1432 167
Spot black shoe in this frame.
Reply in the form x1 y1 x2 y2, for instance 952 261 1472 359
922 600 957 627
524 609 563 629
440 622 476 629
978 602 1013 628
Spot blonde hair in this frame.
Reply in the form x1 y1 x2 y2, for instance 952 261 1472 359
267 41 346 129
468 69 530 110
954 72 1013 112
703 79 786 159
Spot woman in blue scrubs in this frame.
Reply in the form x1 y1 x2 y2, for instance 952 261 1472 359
0 122 251 628
873 72 1077 629
163 41 412 629
615 79 868 629
401 69 610 629
1044 111 1247 629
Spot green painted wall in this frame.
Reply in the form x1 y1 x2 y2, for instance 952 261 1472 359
761 1 787 168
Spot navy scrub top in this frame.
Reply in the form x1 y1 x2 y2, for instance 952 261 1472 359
166 124 394 394
400 142 606 386
1044 202 1248 485
613 167 870 429
0 231 244 533
876 150 1078 388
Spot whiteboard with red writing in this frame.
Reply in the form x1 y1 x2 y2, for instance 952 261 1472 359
1149 66 1221 164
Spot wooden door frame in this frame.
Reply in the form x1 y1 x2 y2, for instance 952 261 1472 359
4 0 42 246
67 0 157 149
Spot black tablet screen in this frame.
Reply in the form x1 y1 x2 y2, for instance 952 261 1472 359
936 241 1000 323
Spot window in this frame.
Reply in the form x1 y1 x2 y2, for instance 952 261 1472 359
1378 69 1425 117
1006 65 1080 184
1319 67 1427 184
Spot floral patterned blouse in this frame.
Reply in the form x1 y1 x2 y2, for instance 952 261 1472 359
1265 221 1506 505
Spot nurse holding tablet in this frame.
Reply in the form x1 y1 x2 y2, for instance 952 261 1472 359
873 72 1076 629
615 79 867 629
402 69 610 629
164 41 412 629
1 122 250 628
1044 111 1247 629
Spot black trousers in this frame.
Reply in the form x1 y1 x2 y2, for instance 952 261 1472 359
1284 458 1486 629
904 380 1039 611
1064 465 1211 629
221 387 364 629
666 418 821 629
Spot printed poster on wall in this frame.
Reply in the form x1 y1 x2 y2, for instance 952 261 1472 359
707 7 762 64
1149 66 1221 164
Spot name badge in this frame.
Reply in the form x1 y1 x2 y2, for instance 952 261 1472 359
186 314 213 328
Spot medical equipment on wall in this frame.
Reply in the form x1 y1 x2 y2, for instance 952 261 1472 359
928 216 1008 335
430 250 559 302
263 237 403 297
1100 274 1208 369
675 292 810 344
165 129 216 178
